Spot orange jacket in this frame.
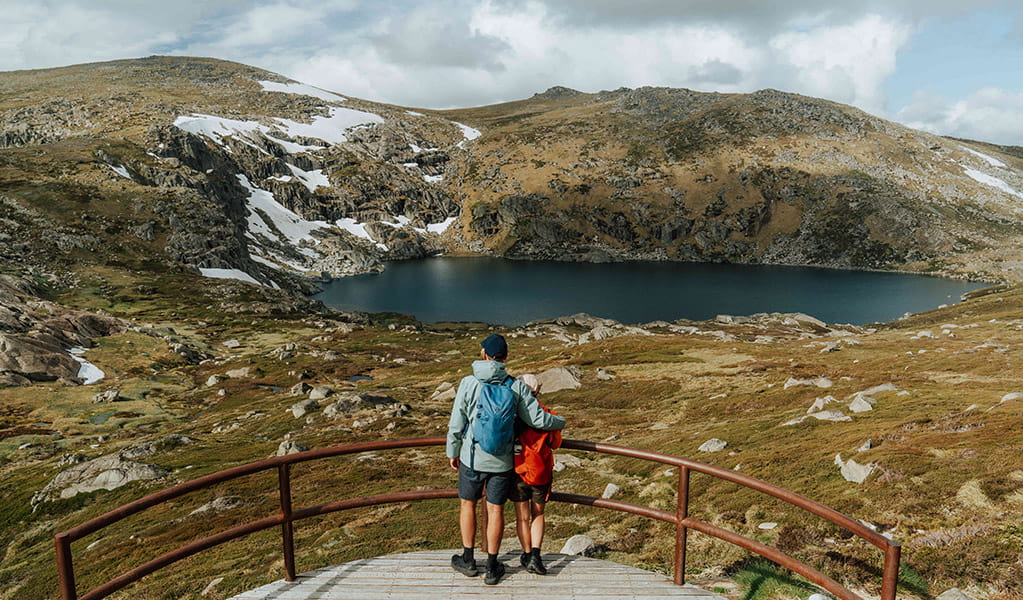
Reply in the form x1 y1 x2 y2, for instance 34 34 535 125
513 401 562 487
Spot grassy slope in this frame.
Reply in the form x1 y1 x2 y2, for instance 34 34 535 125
0 267 1020 600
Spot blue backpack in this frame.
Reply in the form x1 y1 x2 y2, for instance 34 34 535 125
471 376 517 456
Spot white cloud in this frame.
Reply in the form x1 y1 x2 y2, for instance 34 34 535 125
767 15 912 114
897 87 1023 145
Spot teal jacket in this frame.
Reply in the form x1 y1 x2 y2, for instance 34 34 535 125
446 360 566 473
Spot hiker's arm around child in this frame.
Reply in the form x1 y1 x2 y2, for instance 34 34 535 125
513 381 565 432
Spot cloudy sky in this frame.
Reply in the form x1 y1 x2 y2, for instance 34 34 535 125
2 0 1021 145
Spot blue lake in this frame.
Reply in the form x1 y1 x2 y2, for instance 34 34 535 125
312 258 987 326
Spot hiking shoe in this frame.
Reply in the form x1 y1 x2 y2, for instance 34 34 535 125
525 553 548 575
451 555 478 577
484 560 506 585
520 552 530 569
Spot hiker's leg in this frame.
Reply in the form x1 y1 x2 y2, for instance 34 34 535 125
479 490 489 553
459 498 477 549
529 500 546 550
485 499 504 554
514 501 532 552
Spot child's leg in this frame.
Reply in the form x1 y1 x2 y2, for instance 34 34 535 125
529 500 546 550
514 501 532 552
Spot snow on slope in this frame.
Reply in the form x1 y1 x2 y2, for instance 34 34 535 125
258 80 347 103
272 107 384 145
962 146 1008 168
199 268 264 286
237 174 331 254
68 347 104 384
963 166 1023 198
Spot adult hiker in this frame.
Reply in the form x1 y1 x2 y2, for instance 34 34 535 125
510 373 561 575
446 334 566 585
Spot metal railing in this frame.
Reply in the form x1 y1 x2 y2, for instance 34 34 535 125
54 437 900 600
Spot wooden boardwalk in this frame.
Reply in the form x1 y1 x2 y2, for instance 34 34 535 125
228 550 726 600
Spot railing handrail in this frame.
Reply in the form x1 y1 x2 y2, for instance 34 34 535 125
54 437 900 600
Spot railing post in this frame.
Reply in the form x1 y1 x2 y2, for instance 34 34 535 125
674 466 690 585
278 464 297 582
881 542 901 600
55 534 77 600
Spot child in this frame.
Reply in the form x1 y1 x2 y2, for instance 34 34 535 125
510 373 562 575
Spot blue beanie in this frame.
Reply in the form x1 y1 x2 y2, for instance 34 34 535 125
480 334 508 361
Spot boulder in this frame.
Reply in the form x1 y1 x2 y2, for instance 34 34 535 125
225 366 250 378
32 450 170 507
601 483 620 499
835 454 875 484
276 440 309 456
92 389 122 403
936 589 976 600
560 534 600 556
848 396 874 413
698 438 728 452
1001 392 1023 403
222 339 241 349
807 395 839 413
537 366 582 394
290 382 312 396
206 375 224 387
596 368 616 381
309 385 334 401
323 391 398 418
290 398 319 419
809 410 852 422
784 377 833 389
554 453 583 472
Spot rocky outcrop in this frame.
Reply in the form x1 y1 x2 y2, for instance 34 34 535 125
0 275 127 384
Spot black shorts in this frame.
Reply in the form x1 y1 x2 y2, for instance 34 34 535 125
508 478 550 504
458 463 514 505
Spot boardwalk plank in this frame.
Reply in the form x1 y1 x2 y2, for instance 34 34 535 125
228 550 726 600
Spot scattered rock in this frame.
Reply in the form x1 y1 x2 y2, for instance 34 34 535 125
32 451 169 507
554 453 583 472
202 577 225 597
807 395 839 413
698 438 728 452
430 382 456 402
936 589 976 600
225 366 250 378
648 422 669 430
810 410 852 422
222 339 241 349
290 382 312 396
601 483 620 499
857 439 873 452
309 386 334 401
758 522 778 530
848 396 874 413
189 496 241 517
596 368 616 381
275 440 309 456
206 375 224 387
537 366 582 393
92 389 121 403
290 399 319 419
784 377 832 389
560 534 600 556
834 454 875 484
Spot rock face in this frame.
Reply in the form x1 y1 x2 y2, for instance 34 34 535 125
537 366 582 394
0 275 127 385
31 435 191 507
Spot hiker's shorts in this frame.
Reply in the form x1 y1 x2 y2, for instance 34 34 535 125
458 463 514 505
509 478 550 505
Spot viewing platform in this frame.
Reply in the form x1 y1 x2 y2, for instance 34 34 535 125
228 549 725 600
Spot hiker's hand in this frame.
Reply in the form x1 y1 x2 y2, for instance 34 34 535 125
449 457 459 470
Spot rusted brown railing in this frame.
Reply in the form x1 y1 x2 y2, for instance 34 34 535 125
54 437 900 600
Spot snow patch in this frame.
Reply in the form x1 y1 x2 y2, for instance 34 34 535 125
962 146 1007 168
336 218 374 242
963 166 1023 198
68 347 104 385
423 174 444 183
108 164 131 179
426 217 456 234
258 80 346 103
199 268 263 286
273 106 384 145
285 164 331 192
405 110 424 116
452 121 481 140
237 175 330 254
